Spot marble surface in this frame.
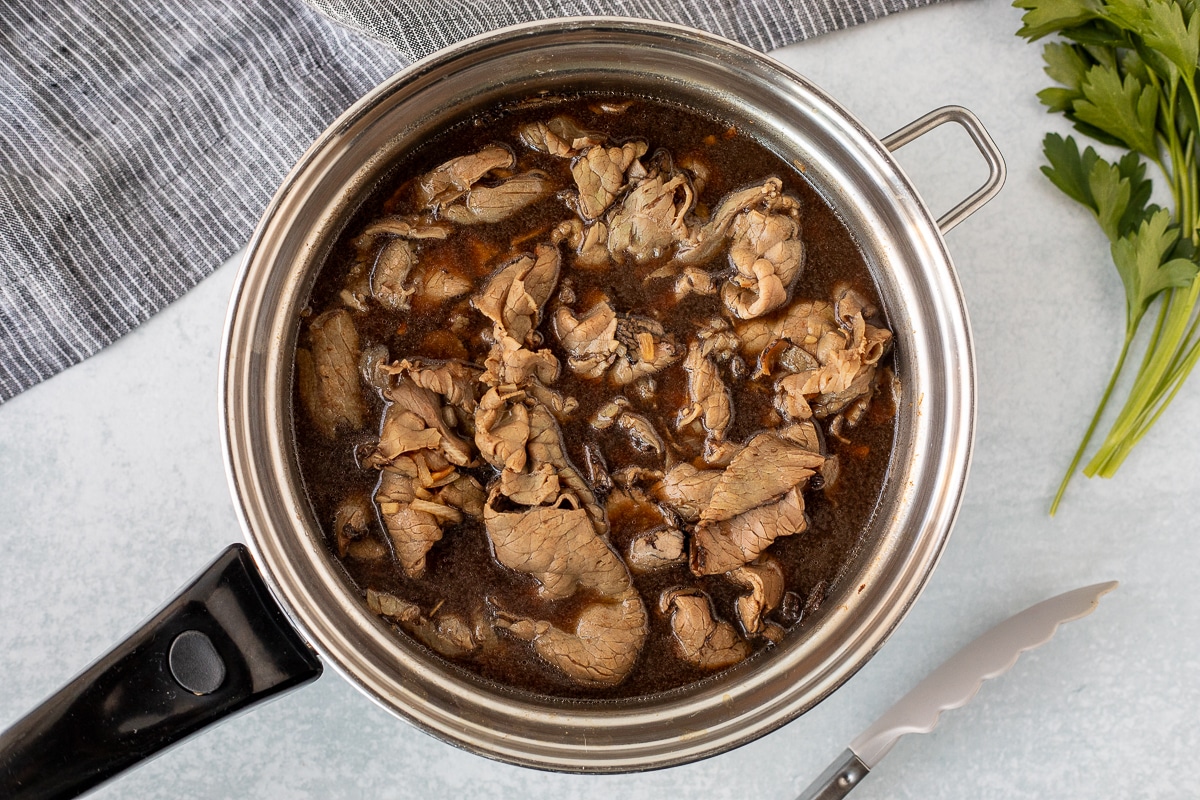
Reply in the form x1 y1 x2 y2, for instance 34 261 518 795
2 1 1198 797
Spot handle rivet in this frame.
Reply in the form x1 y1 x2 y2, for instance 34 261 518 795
168 630 226 695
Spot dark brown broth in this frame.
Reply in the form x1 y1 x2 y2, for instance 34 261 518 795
293 95 896 700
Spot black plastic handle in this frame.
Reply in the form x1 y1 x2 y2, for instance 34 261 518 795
0 544 323 800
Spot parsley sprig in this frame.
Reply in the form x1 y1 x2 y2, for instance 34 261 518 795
1015 0 1200 513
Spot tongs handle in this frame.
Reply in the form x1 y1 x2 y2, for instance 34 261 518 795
795 748 870 800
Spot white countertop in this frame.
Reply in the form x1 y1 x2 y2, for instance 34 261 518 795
3 1 1197 797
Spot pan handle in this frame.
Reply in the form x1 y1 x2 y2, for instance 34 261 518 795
881 105 1006 235
0 544 322 800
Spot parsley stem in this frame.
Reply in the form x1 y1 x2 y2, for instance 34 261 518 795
1097 341 1200 476
1050 329 1134 514
1086 277 1200 475
1128 293 1169 389
1161 309 1200 382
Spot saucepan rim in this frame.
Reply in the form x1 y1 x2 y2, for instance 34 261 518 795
221 15 977 773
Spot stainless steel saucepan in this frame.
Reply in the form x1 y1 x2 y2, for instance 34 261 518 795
0 17 1003 798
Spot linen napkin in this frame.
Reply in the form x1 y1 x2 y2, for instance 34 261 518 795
0 0 941 403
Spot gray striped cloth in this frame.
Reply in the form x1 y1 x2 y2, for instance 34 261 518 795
0 0 942 403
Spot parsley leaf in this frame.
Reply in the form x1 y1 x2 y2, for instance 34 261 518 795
1073 63 1160 157
1044 41 1092 88
1016 0 1105 38
1041 133 1097 206
1112 209 1198 325
1144 0 1200 77
1114 150 1157 234
1040 42 1090 110
1105 0 1200 78
1089 158 1134 239
1041 134 1157 240
1060 21 1130 46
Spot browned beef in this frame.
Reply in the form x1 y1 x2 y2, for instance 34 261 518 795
297 308 367 439
659 588 751 669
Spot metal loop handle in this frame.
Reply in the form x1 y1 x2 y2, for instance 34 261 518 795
882 105 1006 235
